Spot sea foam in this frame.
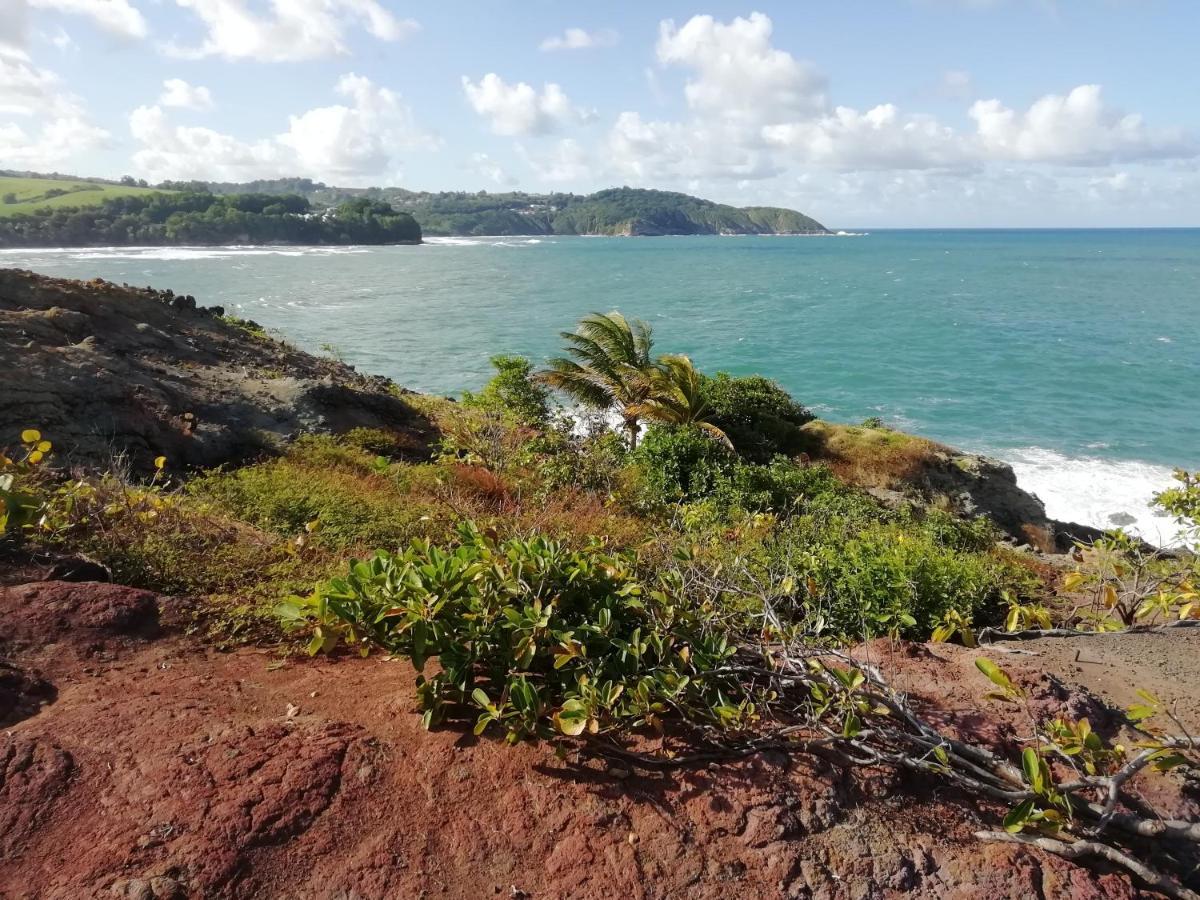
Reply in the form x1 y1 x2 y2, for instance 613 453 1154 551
996 446 1186 546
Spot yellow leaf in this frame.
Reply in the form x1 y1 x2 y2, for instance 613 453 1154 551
1102 584 1118 608
36 440 52 452
20 429 40 443
27 450 43 464
552 711 586 737
1062 572 1086 592
154 456 167 470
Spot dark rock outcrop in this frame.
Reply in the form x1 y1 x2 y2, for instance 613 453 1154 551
0 269 434 472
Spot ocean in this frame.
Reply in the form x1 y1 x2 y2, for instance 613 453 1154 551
4 229 1197 543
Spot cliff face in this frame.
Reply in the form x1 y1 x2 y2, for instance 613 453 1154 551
0 269 433 471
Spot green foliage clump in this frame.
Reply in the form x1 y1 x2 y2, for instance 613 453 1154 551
189 438 444 551
530 425 629 497
1155 469 1200 545
278 522 753 742
462 355 551 426
1 429 53 540
218 315 269 340
631 425 735 508
630 424 841 516
699 373 814 463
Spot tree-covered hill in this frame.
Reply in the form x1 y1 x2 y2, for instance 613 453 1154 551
1 171 827 241
165 180 830 237
339 186 827 236
0 192 421 248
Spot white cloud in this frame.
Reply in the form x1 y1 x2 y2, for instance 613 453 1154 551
47 26 76 50
0 0 29 54
940 69 973 100
462 73 585 136
0 46 63 115
0 113 108 168
763 105 971 171
0 34 108 170
159 77 212 110
279 73 434 180
969 84 1193 165
606 112 779 182
29 0 147 39
539 27 617 51
167 0 418 61
656 12 827 124
517 138 591 183
467 152 515 186
130 73 433 184
576 12 1196 188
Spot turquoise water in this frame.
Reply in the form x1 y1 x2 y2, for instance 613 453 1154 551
4 229 1198 541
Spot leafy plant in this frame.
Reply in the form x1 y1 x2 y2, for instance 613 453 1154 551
463 355 551 427
698 373 813 463
278 522 749 742
1 429 52 539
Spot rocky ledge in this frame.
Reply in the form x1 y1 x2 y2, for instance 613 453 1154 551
0 269 433 472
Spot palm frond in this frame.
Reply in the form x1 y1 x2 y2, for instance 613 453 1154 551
536 358 615 408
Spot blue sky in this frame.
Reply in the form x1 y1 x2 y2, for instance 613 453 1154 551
2 0 1198 226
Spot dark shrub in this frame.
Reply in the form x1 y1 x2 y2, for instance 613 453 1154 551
699 373 813 463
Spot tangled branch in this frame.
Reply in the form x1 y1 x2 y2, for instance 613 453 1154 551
592 644 1199 898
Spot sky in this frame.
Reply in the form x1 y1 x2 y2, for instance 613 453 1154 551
1 0 1198 227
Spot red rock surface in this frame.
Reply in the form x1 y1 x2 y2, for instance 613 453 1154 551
0 581 1194 899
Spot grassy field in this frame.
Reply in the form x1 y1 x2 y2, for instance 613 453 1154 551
0 175 169 217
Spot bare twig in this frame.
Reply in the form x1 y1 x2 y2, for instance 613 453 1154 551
975 831 1200 900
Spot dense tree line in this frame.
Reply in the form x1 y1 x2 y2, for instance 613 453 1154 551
0 192 421 247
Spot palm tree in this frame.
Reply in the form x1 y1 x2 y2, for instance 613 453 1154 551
628 354 732 450
537 311 656 449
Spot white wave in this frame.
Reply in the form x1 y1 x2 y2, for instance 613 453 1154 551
422 236 484 246
37 245 373 261
996 446 1187 546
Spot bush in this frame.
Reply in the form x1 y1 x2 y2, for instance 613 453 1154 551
189 450 444 551
700 373 813 463
685 510 1030 640
279 522 754 741
532 425 629 497
462 355 551 427
630 425 735 508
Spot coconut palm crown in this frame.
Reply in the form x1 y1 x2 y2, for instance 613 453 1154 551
627 354 732 449
536 311 656 449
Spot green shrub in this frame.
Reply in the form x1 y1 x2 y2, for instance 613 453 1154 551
699 373 813 463
278 522 754 742
630 424 735 508
462 355 551 427
530 424 629 497
341 427 417 460
190 455 442 551
710 457 845 515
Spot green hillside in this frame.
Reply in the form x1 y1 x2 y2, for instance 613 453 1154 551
168 179 829 237
0 174 169 217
